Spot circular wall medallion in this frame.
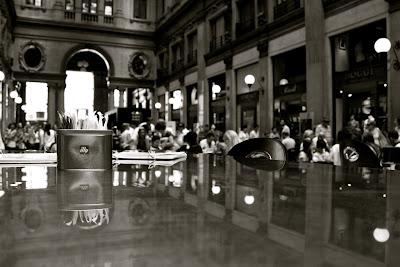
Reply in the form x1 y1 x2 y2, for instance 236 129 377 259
128 52 151 79
19 42 46 72
343 146 359 162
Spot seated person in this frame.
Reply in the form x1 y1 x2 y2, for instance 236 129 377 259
281 132 296 151
388 130 400 147
150 135 162 151
177 132 202 154
199 132 217 153
312 139 331 163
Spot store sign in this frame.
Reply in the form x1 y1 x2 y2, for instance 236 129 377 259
343 67 375 83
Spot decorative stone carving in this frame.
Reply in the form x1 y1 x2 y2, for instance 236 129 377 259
19 41 46 72
128 52 151 79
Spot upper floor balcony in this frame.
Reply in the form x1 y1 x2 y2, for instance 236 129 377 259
209 33 231 52
274 0 301 19
236 18 255 37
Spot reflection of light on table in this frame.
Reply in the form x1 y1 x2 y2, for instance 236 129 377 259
22 167 48 189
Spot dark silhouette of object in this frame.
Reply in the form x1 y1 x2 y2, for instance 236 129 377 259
227 138 287 171
340 139 381 168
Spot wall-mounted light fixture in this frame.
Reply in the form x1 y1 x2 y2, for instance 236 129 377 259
15 96 23 104
155 102 162 109
244 74 265 95
374 38 400 71
244 193 255 205
279 78 289 86
211 82 221 94
0 71 5 82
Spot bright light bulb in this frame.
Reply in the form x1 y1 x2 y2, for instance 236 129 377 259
15 96 23 104
374 38 391 53
10 90 18 99
347 94 352 98
168 97 175 105
244 194 255 205
211 185 221 195
155 102 162 109
244 74 255 86
279 78 289 86
21 105 26 111
212 83 221 94
155 170 162 178
0 190 4 198
0 71 5 82
373 228 390 243
168 175 174 183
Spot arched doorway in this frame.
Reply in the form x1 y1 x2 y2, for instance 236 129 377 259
65 49 110 114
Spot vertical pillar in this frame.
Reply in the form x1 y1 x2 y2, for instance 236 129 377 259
179 76 187 125
197 21 208 126
305 0 330 127
257 39 272 136
386 170 400 267
47 84 57 126
388 1 400 129
224 56 235 131
108 88 114 110
55 82 65 114
267 0 274 23
118 88 124 108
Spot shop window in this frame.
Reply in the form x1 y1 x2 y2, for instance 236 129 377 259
134 0 147 19
65 0 74 11
187 32 197 64
82 0 97 14
104 0 113 16
114 89 120 108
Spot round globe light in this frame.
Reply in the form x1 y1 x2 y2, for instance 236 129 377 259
279 78 289 86
212 83 221 94
211 185 221 195
244 74 256 86
155 170 162 178
374 38 391 53
15 96 23 104
373 228 390 243
155 102 162 109
168 97 175 105
21 104 27 111
168 175 174 183
0 71 5 82
244 194 255 205
10 90 18 99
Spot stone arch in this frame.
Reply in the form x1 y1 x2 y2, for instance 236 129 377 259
61 44 115 76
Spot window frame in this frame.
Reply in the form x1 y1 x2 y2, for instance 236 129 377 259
104 0 113 16
65 0 75 11
82 0 98 14
133 0 148 20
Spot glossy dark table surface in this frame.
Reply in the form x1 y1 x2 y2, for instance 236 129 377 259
0 154 399 267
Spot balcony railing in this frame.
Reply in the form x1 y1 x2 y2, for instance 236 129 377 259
187 50 197 64
81 13 98 23
236 18 255 37
171 59 184 72
103 16 114 24
274 0 301 19
209 33 231 52
64 11 75 20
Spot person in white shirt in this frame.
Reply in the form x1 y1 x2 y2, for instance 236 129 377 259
199 132 217 153
312 139 331 163
329 131 344 166
249 124 259 139
120 123 132 150
281 132 296 151
280 120 290 136
238 125 249 142
42 123 56 152
315 117 332 145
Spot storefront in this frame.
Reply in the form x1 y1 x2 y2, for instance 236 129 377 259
169 89 183 122
331 20 388 132
208 74 226 132
236 63 259 130
272 47 307 138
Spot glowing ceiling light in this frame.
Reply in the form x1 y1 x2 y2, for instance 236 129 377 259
244 194 255 205
244 74 255 86
15 96 23 104
10 90 18 99
155 170 162 178
155 102 162 109
373 228 390 243
374 38 391 53
211 83 221 94
279 78 289 86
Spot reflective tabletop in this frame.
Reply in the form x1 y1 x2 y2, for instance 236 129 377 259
0 154 399 267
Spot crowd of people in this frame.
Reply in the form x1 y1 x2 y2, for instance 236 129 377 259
113 114 400 167
0 122 56 152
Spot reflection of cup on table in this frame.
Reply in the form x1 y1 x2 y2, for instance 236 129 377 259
57 170 113 229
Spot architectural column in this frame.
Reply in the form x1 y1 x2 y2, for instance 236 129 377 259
108 88 114 110
197 21 208 126
305 0 330 127
55 82 65 114
224 56 235 131
119 88 125 108
47 84 57 126
179 76 187 126
257 39 272 136
387 0 400 129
